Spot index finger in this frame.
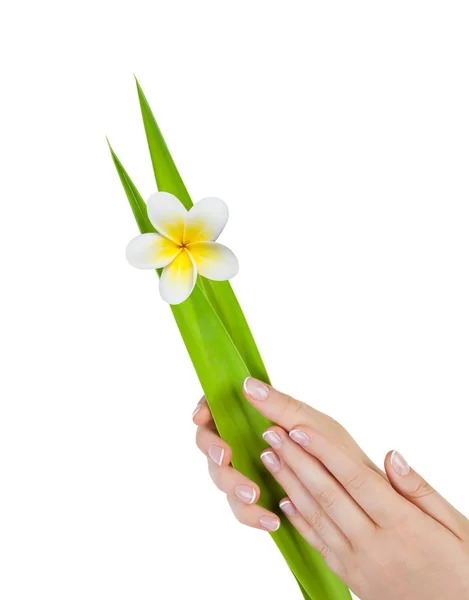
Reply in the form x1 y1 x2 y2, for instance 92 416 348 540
288 425 409 526
243 378 314 431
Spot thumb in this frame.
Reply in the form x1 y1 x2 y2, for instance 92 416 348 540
385 450 467 539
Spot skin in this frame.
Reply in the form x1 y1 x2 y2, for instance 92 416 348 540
193 378 469 600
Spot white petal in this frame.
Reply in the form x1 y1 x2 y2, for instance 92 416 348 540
183 197 229 243
147 191 186 244
159 249 197 304
187 242 239 281
126 233 181 269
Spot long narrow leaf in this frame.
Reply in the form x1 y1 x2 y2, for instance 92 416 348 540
135 79 193 210
109 144 350 600
135 80 270 383
108 140 155 233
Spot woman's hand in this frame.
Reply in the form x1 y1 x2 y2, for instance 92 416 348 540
193 379 469 600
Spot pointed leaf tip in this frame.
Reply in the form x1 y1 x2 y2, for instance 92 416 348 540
135 82 193 210
108 147 155 235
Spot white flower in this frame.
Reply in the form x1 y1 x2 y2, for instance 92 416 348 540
126 192 239 304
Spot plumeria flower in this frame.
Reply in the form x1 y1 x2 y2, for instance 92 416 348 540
126 192 239 304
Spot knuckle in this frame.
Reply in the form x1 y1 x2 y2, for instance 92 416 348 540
227 496 244 523
344 472 367 492
209 468 224 491
233 511 247 525
409 479 434 499
195 428 204 450
282 394 304 418
317 488 338 510
232 509 246 525
307 510 325 532
318 542 329 559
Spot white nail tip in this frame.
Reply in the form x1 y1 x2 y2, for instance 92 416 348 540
208 446 224 466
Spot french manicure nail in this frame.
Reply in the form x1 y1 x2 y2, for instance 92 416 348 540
279 499 297 516
235 484 257 505
261 450 281 473
289 429 310 447
391 450 410 476
208 444 225 466
192 402 202 418
243 377 269 401
260 515 281 532
262 430 282 449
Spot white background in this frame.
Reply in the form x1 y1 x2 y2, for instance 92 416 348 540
1 2 469 599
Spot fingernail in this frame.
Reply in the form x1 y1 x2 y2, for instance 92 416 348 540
261 450 281 473
280 499 297 516
235 484 257 505
208 444 225 466
243 377 269 401
262 430 282 450
289 429 310 447
391 450 410 476
192 402 202 419
260 515 281 532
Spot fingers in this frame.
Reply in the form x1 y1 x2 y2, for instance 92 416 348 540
284 424 408 527
207 459 260 505
260 448 351 556
385 450 468 539
192 397 278 530
263 427 375 544
243 378 313 431
228 496 281 532
192 397 213 428
244 379 391 500
195 418 232 467
279 498 347 580
206 456 280 532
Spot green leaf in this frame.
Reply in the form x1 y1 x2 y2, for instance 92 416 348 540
135 79 270 384
108 139 155 234
108 92 352 600
135 78 193 210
